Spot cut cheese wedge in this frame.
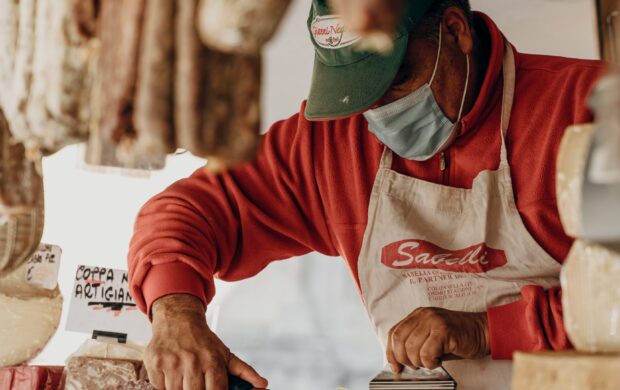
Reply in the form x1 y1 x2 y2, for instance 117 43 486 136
561 240 620 353
556 124 595 238
0 293 62 366
513 351 620 390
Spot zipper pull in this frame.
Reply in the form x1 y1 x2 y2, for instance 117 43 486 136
440 152 446 171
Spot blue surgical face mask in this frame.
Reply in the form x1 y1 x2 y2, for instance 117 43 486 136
364 25 470 161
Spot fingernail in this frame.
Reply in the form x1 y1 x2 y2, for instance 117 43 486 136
390 364 400 373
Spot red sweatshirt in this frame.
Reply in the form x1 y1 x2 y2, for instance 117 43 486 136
128 13 607 359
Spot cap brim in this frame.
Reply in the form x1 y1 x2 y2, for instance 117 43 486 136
304 34 409 121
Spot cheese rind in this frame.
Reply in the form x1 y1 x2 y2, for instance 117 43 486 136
556 124 595 238
0 294 62 367
513 351 620 390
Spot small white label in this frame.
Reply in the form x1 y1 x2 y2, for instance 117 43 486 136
66 265 152 342
311 15 361 49
25 244 62 290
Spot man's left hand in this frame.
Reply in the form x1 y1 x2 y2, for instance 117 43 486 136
386 307 489 371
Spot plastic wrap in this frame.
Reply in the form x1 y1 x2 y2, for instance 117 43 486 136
0 366 64 390
561 239 620 352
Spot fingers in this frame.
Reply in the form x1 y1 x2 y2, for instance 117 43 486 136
419 330 446 369
165 371 183 390
205 363 228 390
228 354 269 389
147 367 165 390
387 319 419 370
404 327 430 368
183 366 206 390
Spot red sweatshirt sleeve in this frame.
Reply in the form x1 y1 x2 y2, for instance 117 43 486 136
486 60 607 359
128 108 336 314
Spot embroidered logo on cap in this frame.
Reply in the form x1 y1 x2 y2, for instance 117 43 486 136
381 240 508 273
311 15 361 49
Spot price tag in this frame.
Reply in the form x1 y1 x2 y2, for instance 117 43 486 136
24 244 62 290
66 265 152 342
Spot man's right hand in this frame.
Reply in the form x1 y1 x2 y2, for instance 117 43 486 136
145 294 268 390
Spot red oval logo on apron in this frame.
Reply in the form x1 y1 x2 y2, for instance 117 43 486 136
381 240 508 273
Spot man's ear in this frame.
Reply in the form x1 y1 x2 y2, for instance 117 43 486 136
442 6 474 55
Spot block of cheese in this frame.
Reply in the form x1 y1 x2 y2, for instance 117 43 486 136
197 0 291 54
556 124 595 238
63 357 144 390
561 240 620 352
0 293 62 367
512 351 620 390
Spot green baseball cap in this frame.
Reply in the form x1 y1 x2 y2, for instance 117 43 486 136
305 0 436 120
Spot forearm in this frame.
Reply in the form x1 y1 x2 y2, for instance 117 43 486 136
151 293 206 326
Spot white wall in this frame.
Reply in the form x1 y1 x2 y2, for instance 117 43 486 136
32 0 599 388
471 0 599 59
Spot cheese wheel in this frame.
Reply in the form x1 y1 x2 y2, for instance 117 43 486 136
0 293 62 367
561 240 620 352
513 351 620 390
556 124 595 238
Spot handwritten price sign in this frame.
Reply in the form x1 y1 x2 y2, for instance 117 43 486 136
66 265 152 342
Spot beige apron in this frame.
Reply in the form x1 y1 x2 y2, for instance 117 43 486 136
358 43 562 390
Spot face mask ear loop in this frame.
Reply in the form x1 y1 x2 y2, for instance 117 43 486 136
456 54 470 123
429 23 443 86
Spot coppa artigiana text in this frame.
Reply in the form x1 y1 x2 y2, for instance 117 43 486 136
73 266 134 303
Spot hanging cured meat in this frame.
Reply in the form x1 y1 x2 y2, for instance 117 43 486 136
197 0 292 55
0 0 292 172
175 0 262 171
0 110 44 276
0 0 96 159
85 0 148 169
125 0 176 170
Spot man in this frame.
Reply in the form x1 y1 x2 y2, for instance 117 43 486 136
128 0 606 389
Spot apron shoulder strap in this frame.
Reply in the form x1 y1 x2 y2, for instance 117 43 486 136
500 42 517 167
380 146 393 169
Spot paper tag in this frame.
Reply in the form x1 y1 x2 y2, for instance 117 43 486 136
24 244 62 290
66 265 152 342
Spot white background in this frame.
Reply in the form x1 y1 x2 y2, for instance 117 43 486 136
33 0 599 389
